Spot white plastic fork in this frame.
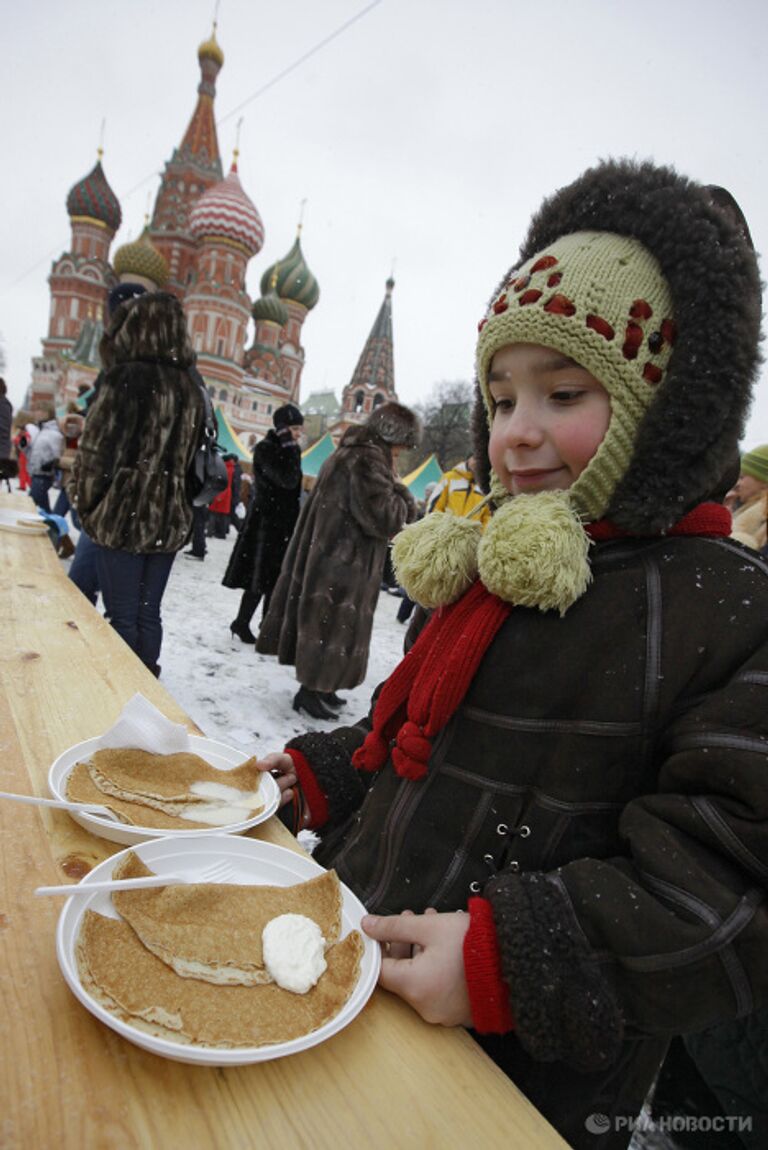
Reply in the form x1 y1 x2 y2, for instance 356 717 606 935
0 790 119 820
35 874 191 896
194 860 239 884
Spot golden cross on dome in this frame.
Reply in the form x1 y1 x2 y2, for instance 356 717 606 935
97 118 106 160
233 116 244 163
297 198 307 235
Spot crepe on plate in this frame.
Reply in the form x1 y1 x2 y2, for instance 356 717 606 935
111 851 343 985
75 858 364 1048
66 748 265 829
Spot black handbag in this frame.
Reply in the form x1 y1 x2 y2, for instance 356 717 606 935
189 374 229 508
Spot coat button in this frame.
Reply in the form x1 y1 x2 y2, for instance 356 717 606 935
469 880 482 893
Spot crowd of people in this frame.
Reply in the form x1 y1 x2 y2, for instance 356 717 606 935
3 155 768 1148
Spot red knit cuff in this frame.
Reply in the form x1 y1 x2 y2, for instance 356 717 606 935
284 747 329 829
463 897 515 1034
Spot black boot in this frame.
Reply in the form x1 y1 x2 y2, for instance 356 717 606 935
321 692 346 708
230 620 256 644
293 686 337 720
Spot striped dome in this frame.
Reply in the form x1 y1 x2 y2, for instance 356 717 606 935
113 227 169 288
189 163 264 256
259 234 319 310
66 159 122 232
252 293 289 326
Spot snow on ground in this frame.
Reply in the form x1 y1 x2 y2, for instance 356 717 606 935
152 533 408 757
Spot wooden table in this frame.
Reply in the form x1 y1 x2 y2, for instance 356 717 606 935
0 493 567 1150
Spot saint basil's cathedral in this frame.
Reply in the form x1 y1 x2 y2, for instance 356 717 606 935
29 25 400 451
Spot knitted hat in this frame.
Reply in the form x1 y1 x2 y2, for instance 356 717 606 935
366 402 421 448
476 230 675 522
273 403 303 429
741 445 768 484
393 159 761 615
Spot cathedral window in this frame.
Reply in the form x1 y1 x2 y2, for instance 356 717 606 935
218 389 228 402
373 393 385 408
354 390 365 413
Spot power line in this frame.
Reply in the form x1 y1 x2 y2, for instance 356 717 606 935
3 0 384 294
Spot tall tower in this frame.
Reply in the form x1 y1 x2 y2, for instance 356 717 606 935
43 152 122 359
247 229 320 402
149 26 224 295
338 277 398 425
186 152 265 391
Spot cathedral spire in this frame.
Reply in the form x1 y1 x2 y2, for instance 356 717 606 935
340 277 398 420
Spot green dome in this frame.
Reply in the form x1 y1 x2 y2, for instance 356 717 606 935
260 235 319 310
113 227 169 288
252 293 289 326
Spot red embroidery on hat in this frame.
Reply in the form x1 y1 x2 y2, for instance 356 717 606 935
622 321 643 360
630 300 653 320
647 331 663 354
518 289 543 306
492 295 509 314
643 363 663 385
531 255 558 273
547 272 563 287
513 275 531 293
477 318 488 333
543 294 576 316
661 318 677 345
586 314 615 340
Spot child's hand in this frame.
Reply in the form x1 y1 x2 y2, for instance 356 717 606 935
255 752 297 809
362 909 472 1027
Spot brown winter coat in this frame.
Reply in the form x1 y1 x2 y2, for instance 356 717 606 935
287 533 768 1145
257 424 416 691
72 358 204 553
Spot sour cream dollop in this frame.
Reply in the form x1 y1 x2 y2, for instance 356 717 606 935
262 913 327 994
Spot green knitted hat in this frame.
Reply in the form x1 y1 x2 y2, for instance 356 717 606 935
741 445 768 484
476 231 674 521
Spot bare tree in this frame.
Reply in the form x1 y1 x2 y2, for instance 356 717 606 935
414 379 474 470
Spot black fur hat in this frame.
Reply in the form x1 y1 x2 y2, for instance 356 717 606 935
472 159 762 532
366 401 421 448
273 403 304 429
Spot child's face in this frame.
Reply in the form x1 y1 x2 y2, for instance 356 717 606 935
487 343 611 495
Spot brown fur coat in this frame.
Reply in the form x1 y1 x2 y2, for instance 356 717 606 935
257 425 416 691
72 358 205 552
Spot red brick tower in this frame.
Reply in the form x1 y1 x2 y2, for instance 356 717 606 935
149 26 224 296
332 277 398 439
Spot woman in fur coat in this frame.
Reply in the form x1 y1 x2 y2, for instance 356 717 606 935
257 402 418 718
223 404 304 642
72 291 205 674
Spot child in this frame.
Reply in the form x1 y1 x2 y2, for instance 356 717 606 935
258 160 768 1149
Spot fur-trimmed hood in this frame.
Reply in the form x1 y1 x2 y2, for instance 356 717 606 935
472 159 762 532
364 401 421 449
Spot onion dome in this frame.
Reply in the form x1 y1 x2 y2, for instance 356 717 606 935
198 26 224 68
113 226 169 287
259 234 319 310
252 292 289 326
66 156 122 232
189 161 264 256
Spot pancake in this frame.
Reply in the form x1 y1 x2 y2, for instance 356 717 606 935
66 762 213 829
76 909 364 1048
111 852 343 985
65 749 265 829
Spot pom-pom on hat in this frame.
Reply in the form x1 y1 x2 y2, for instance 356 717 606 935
741 445 768 485
273 403 303 429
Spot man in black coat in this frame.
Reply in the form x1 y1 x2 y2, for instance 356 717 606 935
223 404 303 643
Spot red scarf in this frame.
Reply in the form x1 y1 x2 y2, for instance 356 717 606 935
352 502 732 781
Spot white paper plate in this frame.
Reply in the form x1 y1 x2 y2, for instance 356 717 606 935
56 836 380 1065
48 735 280 845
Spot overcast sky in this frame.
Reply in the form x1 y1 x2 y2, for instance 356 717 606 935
3 0 767 447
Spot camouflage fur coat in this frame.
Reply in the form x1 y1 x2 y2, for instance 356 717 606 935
72 357 205 553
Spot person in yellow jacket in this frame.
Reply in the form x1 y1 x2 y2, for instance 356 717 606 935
427 455 491 527
729 444 768 555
